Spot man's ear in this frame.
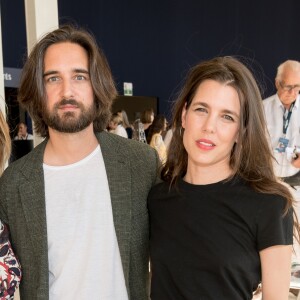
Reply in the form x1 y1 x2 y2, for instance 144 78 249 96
275 79 280 90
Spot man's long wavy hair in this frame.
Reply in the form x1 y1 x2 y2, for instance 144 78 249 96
18 24 117 137
162 56 299 239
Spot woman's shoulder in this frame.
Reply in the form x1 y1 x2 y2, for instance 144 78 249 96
234 179 289 218
149 181 171 197
150 180 169 191
236 178 287 203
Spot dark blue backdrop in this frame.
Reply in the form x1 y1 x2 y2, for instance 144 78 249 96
2 0 300 120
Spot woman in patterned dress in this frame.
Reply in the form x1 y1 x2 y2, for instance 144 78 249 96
0 111 21 299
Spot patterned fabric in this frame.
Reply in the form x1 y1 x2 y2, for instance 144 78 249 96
132 119 147 143
0 221 21 299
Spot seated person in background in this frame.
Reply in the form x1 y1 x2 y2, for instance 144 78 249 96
117 110 133 139
13 122 33 140
108 113 128 138
0 110 21 299
147 114 167 164
141 109 154 139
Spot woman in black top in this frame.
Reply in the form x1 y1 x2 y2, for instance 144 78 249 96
148 57 299 300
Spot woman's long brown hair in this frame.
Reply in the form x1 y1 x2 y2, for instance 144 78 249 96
162 56 300 242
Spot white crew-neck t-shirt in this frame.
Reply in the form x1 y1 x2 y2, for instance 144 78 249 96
43 146 128 300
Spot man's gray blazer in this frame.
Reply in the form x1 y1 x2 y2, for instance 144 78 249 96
0 131 159 300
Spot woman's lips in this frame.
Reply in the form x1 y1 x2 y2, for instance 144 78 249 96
196 139 215 150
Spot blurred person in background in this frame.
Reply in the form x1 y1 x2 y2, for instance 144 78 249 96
147 114 167 164
118 110 133 139
108 113 128 138
132 109 154 143
13 122 33 140
140 109 154 140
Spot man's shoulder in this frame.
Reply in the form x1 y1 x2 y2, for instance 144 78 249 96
263 94 276 104
96 131 158 181
2 141 45 180
262 94 278 113
97 131 155 157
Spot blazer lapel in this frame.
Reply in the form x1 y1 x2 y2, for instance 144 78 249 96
97 132 132 284
19 141 48 268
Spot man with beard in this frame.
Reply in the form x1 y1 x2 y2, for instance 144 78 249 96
0 25 159 300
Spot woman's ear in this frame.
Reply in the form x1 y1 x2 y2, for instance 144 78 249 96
235 132 239 144
181 104 187 129
235 127 245 144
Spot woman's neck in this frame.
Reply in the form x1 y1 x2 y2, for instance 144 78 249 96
184 163 233 185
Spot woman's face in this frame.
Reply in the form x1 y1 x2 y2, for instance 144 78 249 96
181 79 240 177
150 113 154 123
108 120 117 130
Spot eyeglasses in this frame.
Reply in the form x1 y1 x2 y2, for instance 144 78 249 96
279 81 300 93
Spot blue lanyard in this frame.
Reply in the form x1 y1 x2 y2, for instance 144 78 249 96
283 101 295 135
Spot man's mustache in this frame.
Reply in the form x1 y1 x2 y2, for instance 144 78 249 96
58 99 79 106
53 99 85 110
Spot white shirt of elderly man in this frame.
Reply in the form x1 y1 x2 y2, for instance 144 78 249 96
263 60 300 267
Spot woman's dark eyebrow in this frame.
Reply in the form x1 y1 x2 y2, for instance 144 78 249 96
191 101 240 118
191 101 208 107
